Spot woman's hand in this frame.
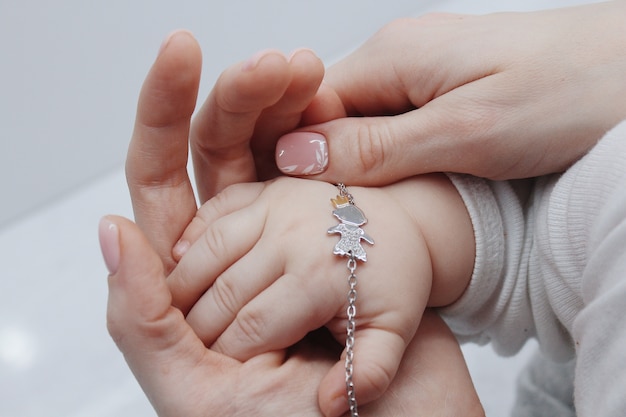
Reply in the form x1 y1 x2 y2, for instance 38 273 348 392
275 2 626 183
111 30 484 416
102 213 483 417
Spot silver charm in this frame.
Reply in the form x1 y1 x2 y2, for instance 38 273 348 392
329 184 373 417
328 192 374 261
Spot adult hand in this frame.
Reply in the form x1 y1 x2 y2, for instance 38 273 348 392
273 2 626 184
126 29 326 270
102 212 482 416
101 214 482 417
116 30 484 416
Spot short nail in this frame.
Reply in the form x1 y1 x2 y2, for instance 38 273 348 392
326 394 348 417
158 31 176 56
287 47 316 62
98 217 120 275
158 29 193 56
241 49 283 72
172 239 190 260
275 132 328 175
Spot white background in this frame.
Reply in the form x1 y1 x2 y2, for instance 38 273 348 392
0 0 595 416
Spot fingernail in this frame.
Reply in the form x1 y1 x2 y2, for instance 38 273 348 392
98 217 120 275
241 49 283 71
275 132 328 175
172 239 190 260
158 29 193 56
287 47 316 62
326 394 348 417
158 31 175 56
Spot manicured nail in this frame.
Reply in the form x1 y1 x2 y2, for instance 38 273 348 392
158 30 193 56
172 239 190 260
241 49 284 71
287 47 316 62
275 132 328 175
98 217 120 275
158 31 176 56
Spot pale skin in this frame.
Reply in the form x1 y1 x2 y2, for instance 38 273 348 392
202 2 626 185
106 2 626 415
168 174 475 416
103 214 480 417
107 29 484 417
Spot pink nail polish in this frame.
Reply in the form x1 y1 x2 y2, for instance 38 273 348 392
275 132 328 175
98 217 120 275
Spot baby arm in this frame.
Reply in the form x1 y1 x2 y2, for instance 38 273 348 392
167 175 475 416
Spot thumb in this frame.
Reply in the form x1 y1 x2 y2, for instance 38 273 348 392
275 106 453 186
317 329 406 417
101 215 182 352
99 216 222 393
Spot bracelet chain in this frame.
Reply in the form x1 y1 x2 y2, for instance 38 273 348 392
333 182 367 417
345 255 359 416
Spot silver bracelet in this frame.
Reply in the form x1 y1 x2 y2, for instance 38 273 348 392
328 183 374 417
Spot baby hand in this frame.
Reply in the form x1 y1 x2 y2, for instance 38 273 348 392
167 176 470 416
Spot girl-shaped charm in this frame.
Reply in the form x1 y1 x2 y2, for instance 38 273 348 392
328 193 374 262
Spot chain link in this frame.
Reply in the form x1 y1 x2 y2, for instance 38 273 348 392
345 254 359 416
337 183 355 205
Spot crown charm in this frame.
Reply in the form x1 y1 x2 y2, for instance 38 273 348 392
331 194 350 208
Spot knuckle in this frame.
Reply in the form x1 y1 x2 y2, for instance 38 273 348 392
360 360 394 399
376 17 416 39
199 181 253 220
210 275 244 320
353 121 388 174
106 314 125 348
202 184 235 218
201 223 229 260
106 299 181 352
232 306 268 348
179 214 209 247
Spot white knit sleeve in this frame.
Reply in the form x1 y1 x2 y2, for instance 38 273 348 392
440 174 539 356
539 121 626 416
442 120 626 416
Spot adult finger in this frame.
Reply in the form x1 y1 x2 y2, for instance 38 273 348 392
277 7 626 183
276 71 556 184
126 30 201 272
272 15 500 184
190 48 327 202
250 48 326 181
100 216 235 416
190 50 292 203
275 68 597 184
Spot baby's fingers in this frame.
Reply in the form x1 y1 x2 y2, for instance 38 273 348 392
203 270 345 359
320 329 409 417
172 182 264 262
168 183 267 314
